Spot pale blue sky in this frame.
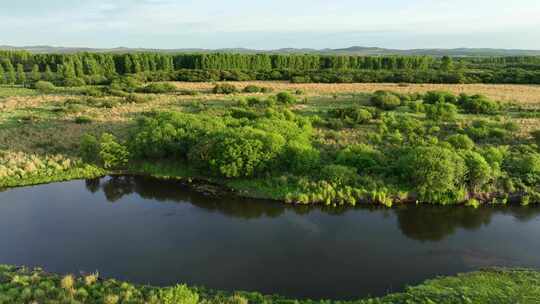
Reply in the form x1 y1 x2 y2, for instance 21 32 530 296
2 0 540 49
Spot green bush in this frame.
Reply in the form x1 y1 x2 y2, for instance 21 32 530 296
283 141 320 174
99 133 129 169
74 116 93 124
63 77 86 87
80 134 100 163
504 151 540 182
110 76 141 93
461 150 492 191
138 82 177 94
159 284 199 304
397 146 467 203
276 92 297 104
33 81 56 92
370 91 401 110
425 102 458 121
423 91 457 104
447 134 475 150
243 85 270 93
190 128 285 178
328 107 373 126
213 83 238 94
458 94 500 114
320 165 358 185
336 144 383 174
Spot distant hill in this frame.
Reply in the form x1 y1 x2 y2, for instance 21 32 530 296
1 45 540 56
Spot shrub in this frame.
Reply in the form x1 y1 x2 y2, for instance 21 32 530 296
397 146 467 203
461 150 492 191
276 92 297 104
159 284 199 304
370 91 401 110
99 133 129 169
74 116 92 124
328 107 373 126
447 134 475 150
243 85 266 93
33 81 56 92
125 94 151 104
80 134 100 163
425 102 458 121
283 141 320 174
110 76 141 92
63 77 86 87
458 94 500 114
213 83 238 94
504 151 540 182
336 144 383 174
190 128 286 178
320 165 358 185
423 91 457 104
138 82 177 94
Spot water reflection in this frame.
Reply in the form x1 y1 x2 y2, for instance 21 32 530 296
89 175 540 242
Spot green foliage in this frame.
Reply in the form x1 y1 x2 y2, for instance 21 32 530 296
447 134 475 150
370 90 401 110
459 94 500 114
99 133 130 169
425 102 458 121
336 144 383 174
320 165 358 185
159 284 199 304
465 120 516 143
423 91 457 104
138 82 177 94
190 128 286 178
110 76 141 92
33 80 56 92
275 91 297 104
63 77 86 87
284 141 320 174
397 146 467 204
461 150 492 191
243 85 271 93
213 83 238 94
80 134 100 163
328 107 374 126
74 115 93 124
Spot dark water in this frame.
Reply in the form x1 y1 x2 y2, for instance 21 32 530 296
0 176 539 300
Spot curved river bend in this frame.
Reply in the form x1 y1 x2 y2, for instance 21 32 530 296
0 176 539 299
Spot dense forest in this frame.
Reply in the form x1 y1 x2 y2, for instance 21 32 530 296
2 50 540 85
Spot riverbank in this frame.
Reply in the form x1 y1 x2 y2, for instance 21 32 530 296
0 265 538 303
1 82 539 206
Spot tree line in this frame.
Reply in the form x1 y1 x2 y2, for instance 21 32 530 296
2 50 540 85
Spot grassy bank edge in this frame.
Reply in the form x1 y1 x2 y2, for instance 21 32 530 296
0 162 530 207
0 265 539 304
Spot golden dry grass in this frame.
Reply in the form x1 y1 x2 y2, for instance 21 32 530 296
171 81 540 105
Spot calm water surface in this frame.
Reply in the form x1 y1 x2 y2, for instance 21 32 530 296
0 176 539 299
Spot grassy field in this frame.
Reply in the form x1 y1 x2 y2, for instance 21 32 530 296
1 265 539 304
171 81 540 106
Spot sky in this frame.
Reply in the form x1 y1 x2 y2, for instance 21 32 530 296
2 0 540 50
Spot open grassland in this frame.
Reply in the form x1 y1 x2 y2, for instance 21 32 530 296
171 81 540 106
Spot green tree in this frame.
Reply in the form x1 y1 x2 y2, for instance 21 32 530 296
4 61 16 84
44 65 55 81
30 64 41 82
16 64 26 85
441 56 454 71
0 64 5 84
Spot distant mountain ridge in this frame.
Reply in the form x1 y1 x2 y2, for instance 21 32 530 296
1 45 540 56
